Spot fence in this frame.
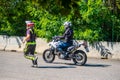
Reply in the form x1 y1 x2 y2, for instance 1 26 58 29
0 35 120 60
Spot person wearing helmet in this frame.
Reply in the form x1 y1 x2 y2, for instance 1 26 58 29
56 21 73 59
23 21 38 67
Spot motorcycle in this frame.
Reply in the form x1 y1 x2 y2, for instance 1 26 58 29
43 37 89 66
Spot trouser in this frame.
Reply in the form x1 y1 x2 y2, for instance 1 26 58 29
24 42 36 61
58 42 71 51
57 42 72 55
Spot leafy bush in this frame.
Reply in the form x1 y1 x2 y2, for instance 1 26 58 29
0 0 120 42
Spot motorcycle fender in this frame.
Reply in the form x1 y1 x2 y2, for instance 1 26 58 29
74 50 86 54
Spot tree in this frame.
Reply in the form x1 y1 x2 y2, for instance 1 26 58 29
0 0 120 42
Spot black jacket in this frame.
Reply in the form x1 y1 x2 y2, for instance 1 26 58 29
57 27 73 45
26 28 36 42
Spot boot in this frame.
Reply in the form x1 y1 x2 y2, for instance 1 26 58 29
34 56 38 65
61 52 69 59
32 56 38 67
59 51 66 59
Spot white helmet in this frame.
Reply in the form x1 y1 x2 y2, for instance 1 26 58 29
63 21 72 27
25 21 34 27
25 21 32 24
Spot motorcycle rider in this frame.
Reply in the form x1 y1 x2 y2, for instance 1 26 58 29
23 21 38 67
56 21 73 59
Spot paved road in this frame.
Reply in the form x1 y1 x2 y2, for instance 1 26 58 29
0 51 120 80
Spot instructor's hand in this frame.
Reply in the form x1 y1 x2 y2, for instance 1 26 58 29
22 39 25 43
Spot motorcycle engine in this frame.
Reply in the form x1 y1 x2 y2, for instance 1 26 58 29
67 46 75 52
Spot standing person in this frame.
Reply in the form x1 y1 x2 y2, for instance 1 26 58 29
56 21 73 59
23 21 38 67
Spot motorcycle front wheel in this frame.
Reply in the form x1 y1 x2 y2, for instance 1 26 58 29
43 49 55 63
73 50 87 66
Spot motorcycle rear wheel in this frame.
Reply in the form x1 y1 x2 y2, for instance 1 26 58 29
43 49 55 63
73 50 87 66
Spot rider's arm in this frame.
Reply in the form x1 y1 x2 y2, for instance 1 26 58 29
57 34 65 39
57 30 66 39
57 28 72 39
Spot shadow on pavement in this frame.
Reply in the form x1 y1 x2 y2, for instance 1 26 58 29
52 62 111 68
36 65 76 69
53 62 75 66
84 64 111 67
34 62 111 68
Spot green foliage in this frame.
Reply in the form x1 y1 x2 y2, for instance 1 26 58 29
0 0 120 42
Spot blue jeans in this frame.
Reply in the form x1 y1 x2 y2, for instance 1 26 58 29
57 41 71 51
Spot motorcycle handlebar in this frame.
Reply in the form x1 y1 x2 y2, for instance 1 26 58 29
52 36 60 41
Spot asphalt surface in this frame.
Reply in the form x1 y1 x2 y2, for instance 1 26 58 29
0 51 120 80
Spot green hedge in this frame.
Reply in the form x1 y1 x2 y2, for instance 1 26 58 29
0 0 120 42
